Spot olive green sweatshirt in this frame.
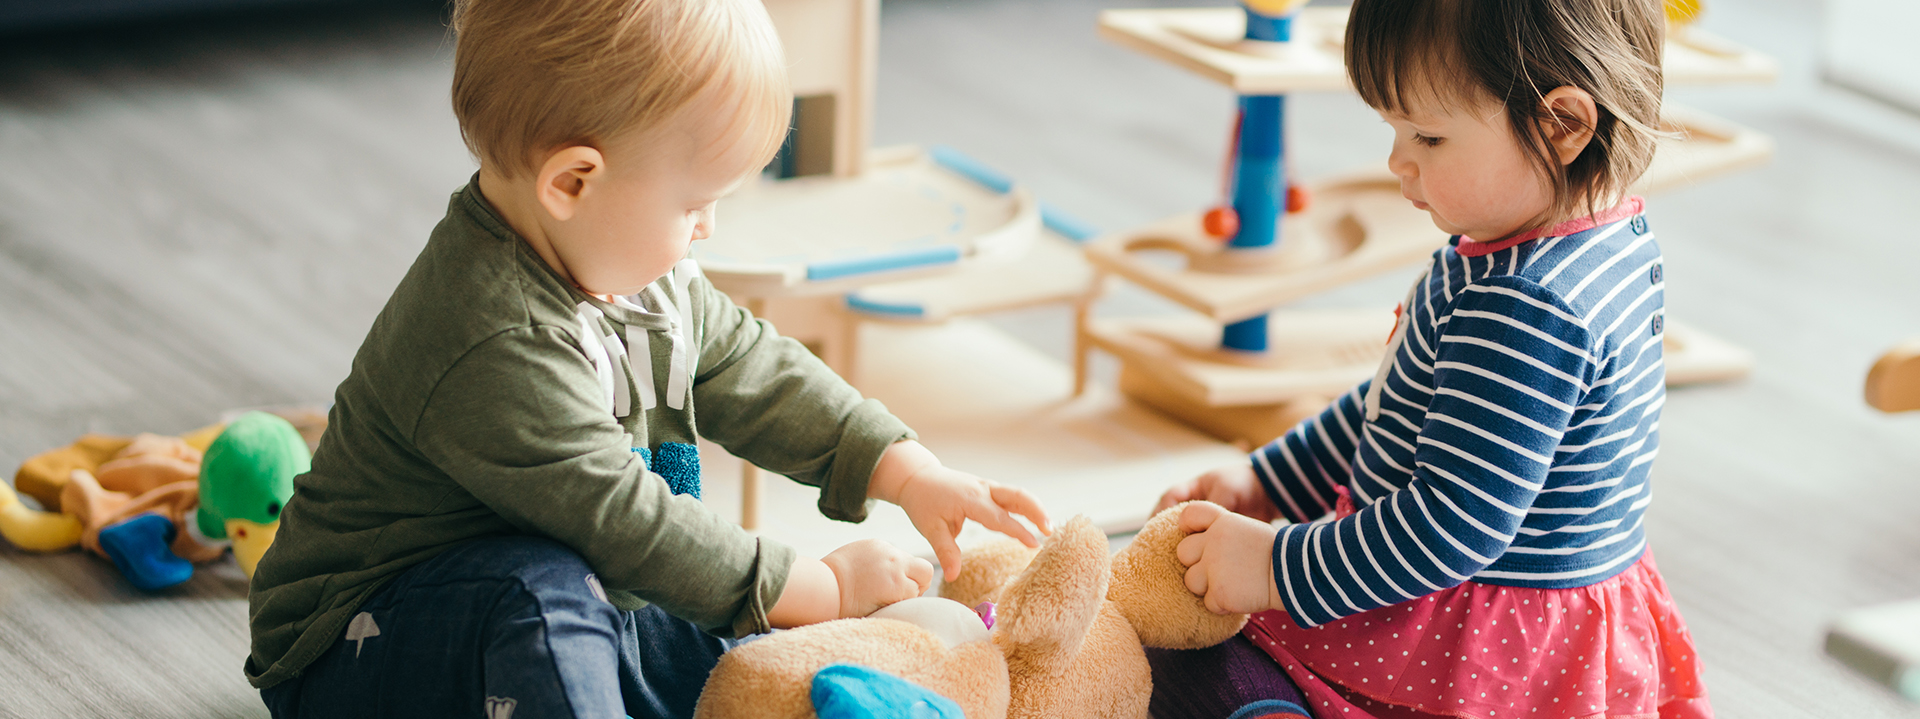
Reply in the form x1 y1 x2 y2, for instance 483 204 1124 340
245 181 913 689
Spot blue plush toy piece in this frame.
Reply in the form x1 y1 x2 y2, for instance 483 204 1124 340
633 442 701 499
810 663 964 719
97 512 194 591
1228 699 1313 719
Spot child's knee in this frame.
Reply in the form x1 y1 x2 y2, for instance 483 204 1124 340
418 536 610 609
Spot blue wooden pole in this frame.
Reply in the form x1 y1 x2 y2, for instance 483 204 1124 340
1221 3 1292 353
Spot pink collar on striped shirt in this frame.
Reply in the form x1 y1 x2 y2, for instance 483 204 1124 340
1453 196 1645 257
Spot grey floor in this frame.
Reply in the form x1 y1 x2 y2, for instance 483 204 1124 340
1 0 1917 717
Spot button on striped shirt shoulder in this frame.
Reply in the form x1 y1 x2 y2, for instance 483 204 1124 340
1252 211 1665 627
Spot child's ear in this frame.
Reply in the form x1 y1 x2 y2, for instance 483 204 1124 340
534 145 606 222
1538 86 1600 166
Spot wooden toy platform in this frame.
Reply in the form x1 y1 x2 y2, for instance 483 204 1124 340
1096 7 1778 95
697 145 1042 298
1079 104 1767 328
1638 104 1776 195
1082 309 1392 407
1082 173 1445 324
1082 309 1392 448
1082 311 1758 445
843 227 1097 323
696 318 1246 562
1116 366 1333 450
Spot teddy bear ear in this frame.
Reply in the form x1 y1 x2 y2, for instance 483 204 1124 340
1109 502 1248 649
937 537 1038 610
991 516 1110 676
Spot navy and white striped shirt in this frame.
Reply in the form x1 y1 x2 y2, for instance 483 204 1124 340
1254 200 1665 628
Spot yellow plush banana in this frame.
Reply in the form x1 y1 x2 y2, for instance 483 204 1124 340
0 481 83 552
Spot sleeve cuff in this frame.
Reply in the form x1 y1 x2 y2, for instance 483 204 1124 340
1271 523 1322 629
815 399 916 523
727 536 797 638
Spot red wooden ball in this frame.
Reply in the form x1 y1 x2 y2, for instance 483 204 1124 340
1202 206 1239 240
1286 184 1313 214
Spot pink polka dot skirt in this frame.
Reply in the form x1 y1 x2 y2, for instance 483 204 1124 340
1243 551 1712 719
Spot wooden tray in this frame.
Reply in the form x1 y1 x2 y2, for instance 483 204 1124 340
1083 309 1393 408
1638 105 1776 194
1083 173 1445 324
698 145 1041 298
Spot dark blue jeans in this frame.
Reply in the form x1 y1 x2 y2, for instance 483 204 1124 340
259 536 746 719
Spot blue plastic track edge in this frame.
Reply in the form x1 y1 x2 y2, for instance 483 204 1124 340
844 294 927 318
1039 202 1100 243
928 145 1014 194
806 245 963 282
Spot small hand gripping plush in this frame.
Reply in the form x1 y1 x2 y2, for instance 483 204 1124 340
1109 501 1250 650
691 503 1245 719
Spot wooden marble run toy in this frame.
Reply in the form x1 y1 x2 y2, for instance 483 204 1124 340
697 0 1119 530
703 0 1098 369
1076 1 1780 448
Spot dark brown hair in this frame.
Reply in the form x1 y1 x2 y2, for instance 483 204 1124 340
1346 0 1666 224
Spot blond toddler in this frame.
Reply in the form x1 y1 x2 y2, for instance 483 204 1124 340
245 1 1049 717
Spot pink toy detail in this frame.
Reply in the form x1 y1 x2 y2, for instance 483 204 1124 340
973 601 996 630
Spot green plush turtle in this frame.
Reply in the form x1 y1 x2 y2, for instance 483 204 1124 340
196 411 308 576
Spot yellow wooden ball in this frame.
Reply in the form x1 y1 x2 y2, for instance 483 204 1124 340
1243 0 1311 18
1664 0 1703 27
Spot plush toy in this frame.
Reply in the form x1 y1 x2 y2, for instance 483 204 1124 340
693 502 1245 719
195 411 308 575
0 411 307 589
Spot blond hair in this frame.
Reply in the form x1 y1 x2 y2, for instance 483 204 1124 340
451 0 792 177
1346 0 1666 224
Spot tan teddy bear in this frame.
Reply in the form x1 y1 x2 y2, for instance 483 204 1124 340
693 502 1244 719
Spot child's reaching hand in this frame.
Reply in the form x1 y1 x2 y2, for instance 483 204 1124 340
821 538 936 619
1176 502 1282 616
869 441 1052 582
1155 462 1281 521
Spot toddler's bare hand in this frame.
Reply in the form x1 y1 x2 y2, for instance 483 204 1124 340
1155 462 1280 521
895 464 1051 582
1175 502 1282 616
821 539 935 618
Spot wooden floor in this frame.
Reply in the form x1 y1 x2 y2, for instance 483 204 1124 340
1 0 1918 717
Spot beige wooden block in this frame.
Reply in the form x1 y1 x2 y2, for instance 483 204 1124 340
1082 174 1445 324
695 319 1246 562
1097 7 1777 95
1663 319 1755 386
